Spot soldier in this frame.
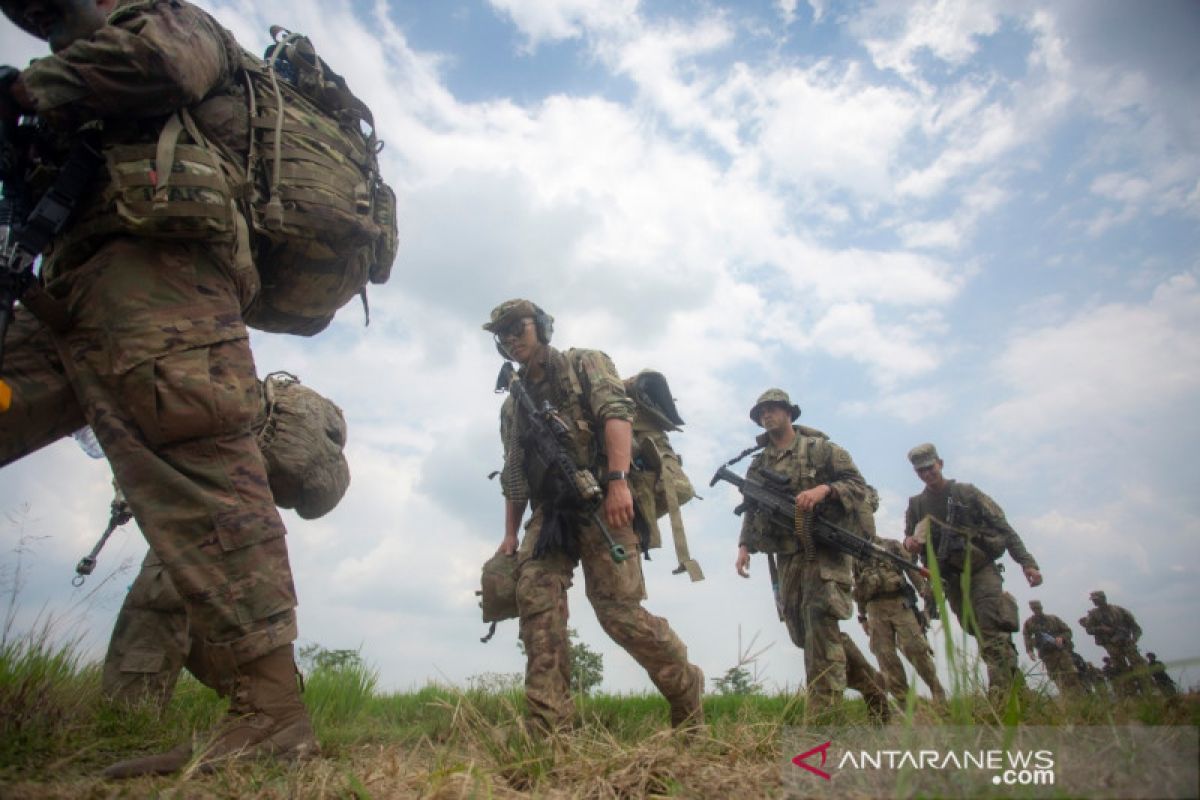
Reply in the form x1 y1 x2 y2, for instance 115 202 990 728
855 537 946 703
734 389 890 718
1145 653 1177 698
1 0 314 776
1073 653 1107 696
902 443 1042 697
1080 591 1148 696
486 299 703 732
1021 600 1082 696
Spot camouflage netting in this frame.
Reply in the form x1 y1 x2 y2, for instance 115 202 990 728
253 372 350 519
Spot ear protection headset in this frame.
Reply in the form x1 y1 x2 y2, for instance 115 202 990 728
494 304 554 359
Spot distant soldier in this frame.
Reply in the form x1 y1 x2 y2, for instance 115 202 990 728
903 443 1042 697
1146 653 1177 698
734 389 891 720
1022 600 1081 696
1073 653 1107 696
1080 591 1148 696
855 537 946 703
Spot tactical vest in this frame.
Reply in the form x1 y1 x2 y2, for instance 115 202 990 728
740 432 832 555
908 481 1003 573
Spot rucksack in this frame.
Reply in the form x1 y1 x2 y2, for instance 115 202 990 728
237 27 399 336
621 370 704 582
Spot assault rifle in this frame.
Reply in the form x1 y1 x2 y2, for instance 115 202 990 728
1 70 101 411
1034 630 1064 652
710 464 929 579
498 361 627 563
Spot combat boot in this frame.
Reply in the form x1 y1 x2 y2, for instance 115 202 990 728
102 643 318 779
669 665 706 729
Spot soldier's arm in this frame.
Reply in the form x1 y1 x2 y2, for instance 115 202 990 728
803 440 867 515
1022 623 1035 657
19 3 234 130
497 398 524 554
969 485 1040 571
575 350 636 527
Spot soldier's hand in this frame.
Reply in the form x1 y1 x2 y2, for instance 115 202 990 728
1023 565 1043 587
603 478 634 529
736 545 751 578
903 536 920 554
497 533 518 556
795 484 832 512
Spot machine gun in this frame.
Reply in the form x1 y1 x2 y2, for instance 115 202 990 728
710 464 929 579
498 360 627 563
1 71 101 411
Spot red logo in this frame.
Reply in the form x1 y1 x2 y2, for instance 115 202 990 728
792 740 833 781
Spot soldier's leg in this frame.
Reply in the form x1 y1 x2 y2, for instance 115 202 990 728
843 633 890 722
581 520 703 727
1119 645 1151 695
866 606 908 698
45 240 314 777
966 566 1019 694
894 611 946 701
0 307 84 465
1043 650 1081 696
799 562 852 707
778 553 807 650
514 509 576 731
102 552 190 709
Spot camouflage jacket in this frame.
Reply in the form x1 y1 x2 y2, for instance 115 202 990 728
905 480 1038 574
1080 604 1141 646
499 346 634 508
853 537 926 606
1022 613 1073 655
737 426 869 584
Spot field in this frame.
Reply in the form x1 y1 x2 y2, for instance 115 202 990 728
1 622 1197 799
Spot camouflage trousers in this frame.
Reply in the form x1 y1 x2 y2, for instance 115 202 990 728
0 238 298 685
864 594 945 701
943 563 1020 693
1034 646 1082 697
515 506 699 731
102 550 200 707
778 553 886 706
1102 642 1150 696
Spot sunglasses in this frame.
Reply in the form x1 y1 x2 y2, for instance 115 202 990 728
496 318 533 340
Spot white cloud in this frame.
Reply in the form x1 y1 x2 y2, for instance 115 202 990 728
486 0 638 48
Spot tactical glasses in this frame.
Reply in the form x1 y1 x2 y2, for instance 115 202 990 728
495 317 533 340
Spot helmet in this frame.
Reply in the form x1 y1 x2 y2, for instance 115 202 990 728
0 0 42 40
482 298 554 357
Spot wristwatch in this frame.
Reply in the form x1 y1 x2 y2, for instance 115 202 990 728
604 470 629 483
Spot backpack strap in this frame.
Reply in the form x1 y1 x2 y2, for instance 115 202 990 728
643 436 704 583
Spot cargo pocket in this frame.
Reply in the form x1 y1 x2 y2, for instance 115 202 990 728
120 336 256 449
976 591 1020 634
120 649 167 674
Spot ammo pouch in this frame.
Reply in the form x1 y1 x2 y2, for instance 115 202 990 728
60 111 237 251
477 552 518 643
253 371 350 519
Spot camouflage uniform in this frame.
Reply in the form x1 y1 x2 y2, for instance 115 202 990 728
905 453 1036 694
855 538 946 702
497 338 701 731
1 0 313 774
1146 654 1177 698
739 399 885 710
1080 592 1148 696
1021 604 1082 696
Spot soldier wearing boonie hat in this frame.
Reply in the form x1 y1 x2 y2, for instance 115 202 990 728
733 389 891 720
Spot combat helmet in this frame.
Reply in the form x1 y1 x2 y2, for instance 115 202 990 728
482 299 554 344
749 388 800 425
0 0 40 39
1090 590 1107 604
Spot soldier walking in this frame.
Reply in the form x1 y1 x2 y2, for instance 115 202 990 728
1080 591 1149 696
1022 600 1082 696
903 444 1043 697
486 299 703 732
855 537 946 703
734 389 890 719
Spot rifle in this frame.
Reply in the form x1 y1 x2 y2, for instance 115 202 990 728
72 493 134 586
0 75 101 411
498 361 627 563
710 464 929 579
1034 630 1063 652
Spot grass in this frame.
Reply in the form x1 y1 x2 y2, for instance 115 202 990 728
0 626 1195 799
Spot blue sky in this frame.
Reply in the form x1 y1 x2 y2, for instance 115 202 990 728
2 0 1198 697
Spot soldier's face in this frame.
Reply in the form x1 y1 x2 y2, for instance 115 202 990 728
758 403 791 432
915 459 944 487
19 0 113 52
498 317 539 364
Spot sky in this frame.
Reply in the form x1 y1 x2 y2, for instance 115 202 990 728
2 0 1198 698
